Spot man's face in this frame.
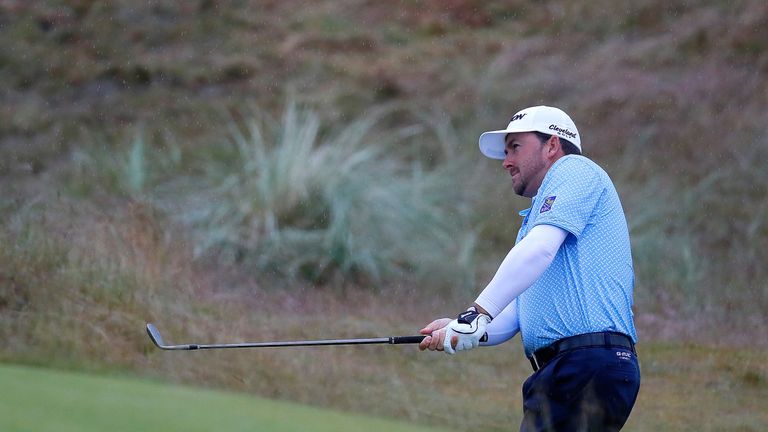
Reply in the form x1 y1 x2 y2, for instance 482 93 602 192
502 132 550 198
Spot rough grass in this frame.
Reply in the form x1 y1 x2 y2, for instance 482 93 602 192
625 343 768 431
1 208 767 430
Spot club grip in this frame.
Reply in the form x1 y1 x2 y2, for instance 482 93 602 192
391 335 427 344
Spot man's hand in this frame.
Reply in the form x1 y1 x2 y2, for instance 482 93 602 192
419 318 451 351
418 307 491 354
443 307 491 354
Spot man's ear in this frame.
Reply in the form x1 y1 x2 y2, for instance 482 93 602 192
546 135 562 158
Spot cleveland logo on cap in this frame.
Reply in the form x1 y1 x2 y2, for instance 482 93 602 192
549 124 577 139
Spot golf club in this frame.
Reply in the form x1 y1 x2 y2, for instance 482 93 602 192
146 323 427 350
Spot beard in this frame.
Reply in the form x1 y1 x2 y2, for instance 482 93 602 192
512 177 526 196
510 160 546 198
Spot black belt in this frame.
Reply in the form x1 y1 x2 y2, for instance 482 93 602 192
528 332 635 372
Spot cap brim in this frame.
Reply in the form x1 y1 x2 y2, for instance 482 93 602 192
478 130 508 160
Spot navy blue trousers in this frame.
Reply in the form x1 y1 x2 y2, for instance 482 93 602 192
520 346 640 432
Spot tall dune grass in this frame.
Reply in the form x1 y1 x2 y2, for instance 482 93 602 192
65 129 181 199
154 102 476 288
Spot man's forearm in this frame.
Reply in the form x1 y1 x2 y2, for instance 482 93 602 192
474 224 568 318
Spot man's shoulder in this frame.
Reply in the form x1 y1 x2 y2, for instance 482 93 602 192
548 155 608 183
554 154 601 171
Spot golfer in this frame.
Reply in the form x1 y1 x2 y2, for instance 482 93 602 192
419 106 640 431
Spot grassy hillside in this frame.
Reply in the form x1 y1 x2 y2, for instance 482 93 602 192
3 0 766 337
1 0 767 430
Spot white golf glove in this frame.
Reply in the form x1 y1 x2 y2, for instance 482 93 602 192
443 306 491 355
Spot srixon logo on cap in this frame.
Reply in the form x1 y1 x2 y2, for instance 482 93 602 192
510 113 527 122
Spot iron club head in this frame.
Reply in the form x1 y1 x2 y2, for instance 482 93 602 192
146 323 198 350
146 323 166 348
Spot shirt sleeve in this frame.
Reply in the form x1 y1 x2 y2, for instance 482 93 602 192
474 224 568 318
533 157 605 237
480 299 519 346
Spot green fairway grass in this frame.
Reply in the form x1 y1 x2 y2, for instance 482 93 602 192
0 363 448 432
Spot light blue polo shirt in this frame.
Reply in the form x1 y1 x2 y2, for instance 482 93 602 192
516 155 637 355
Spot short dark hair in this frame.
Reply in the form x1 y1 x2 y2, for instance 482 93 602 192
533 132 581 155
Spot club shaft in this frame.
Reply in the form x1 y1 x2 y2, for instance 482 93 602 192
194 337 393 349
147 323 425 350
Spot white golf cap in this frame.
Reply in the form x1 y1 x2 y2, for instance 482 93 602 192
478 105 581 160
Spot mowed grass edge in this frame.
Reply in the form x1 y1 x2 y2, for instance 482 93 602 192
0 363 451 432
